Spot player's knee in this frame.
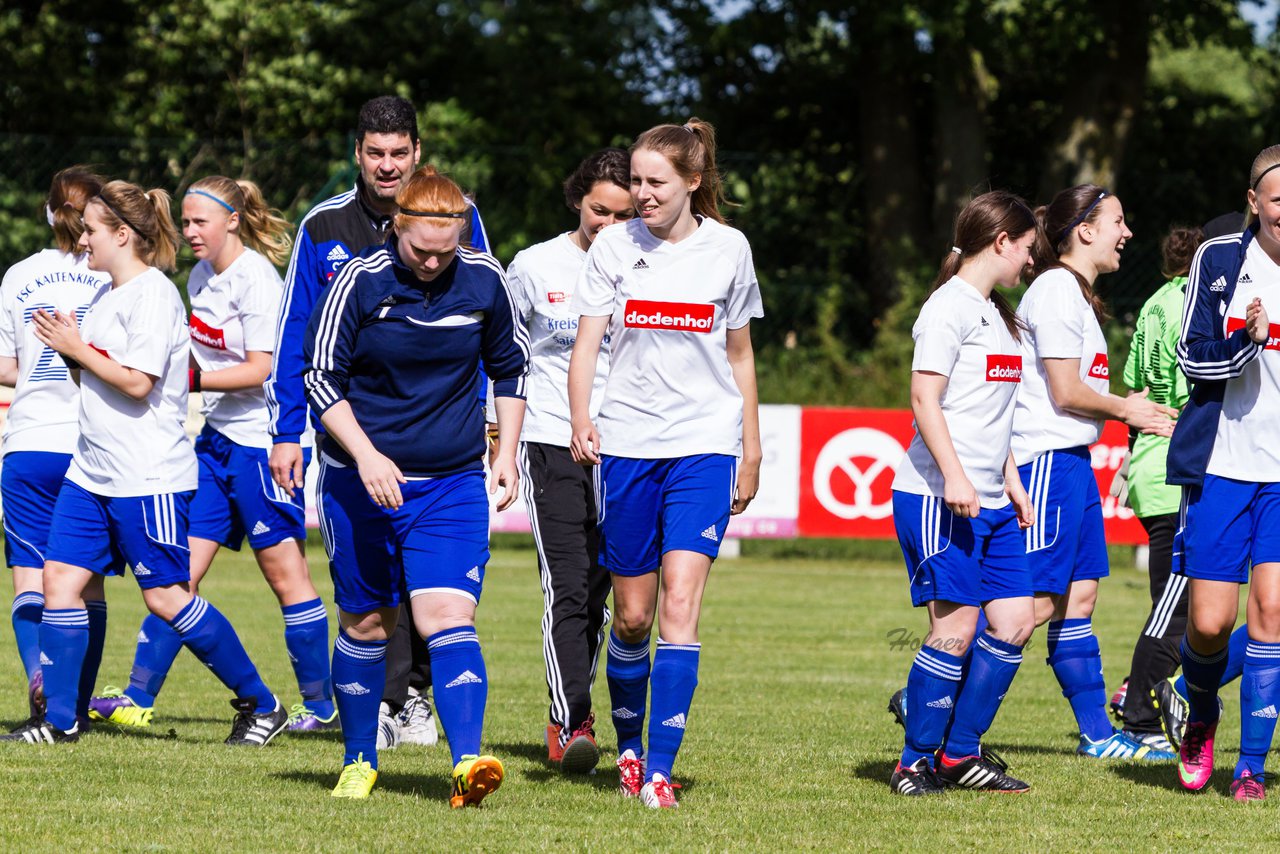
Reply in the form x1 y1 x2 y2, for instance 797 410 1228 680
614 608 654 642
340 608 395 642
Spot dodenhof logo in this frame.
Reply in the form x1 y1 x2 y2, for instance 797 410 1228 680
1088 353 1109 379
623 300 714 332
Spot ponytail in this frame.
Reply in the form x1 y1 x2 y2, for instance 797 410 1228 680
93 181 180 272
47 165 106 255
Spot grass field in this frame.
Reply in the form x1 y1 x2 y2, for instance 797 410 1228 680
0 536 1265 851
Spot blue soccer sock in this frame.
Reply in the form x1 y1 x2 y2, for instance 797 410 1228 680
606 631 651 757
428 627 488 766
77 600 107 721
331 631 387 768
1181 636 1228 726
169 597 274 714
1046 619 1113 742
1237 640 1280 777
902 646 964 767
1175 624 1248 697
945 634 1023 758
125 613 184 707
283 599 334 719
11 592 44 680
39 608 88 732
646 639 700 783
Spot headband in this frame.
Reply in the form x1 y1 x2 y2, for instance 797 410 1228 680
398 209 468 219
187 189 236 215
1057 190 1109 243
94 194 145 237
1253 163 1280 192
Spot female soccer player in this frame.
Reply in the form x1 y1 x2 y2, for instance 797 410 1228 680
507 148 633 774
1169 144 1280 801
568 118 761 809
888 191 1039 795
304 165 528 803
0 167 111 720
88 176 335 733
2 180 286 745
1012 184 1176 760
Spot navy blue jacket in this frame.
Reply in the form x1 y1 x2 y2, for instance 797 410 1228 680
1168 224 1265 486
303 239 528 477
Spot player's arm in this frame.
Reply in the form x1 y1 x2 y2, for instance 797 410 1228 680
267 224 321 489
196 351 271 391
1177 246 1263 381
0 292 18 387
1004 451 1034 529
727 322 761 515
1042 358 1174 435
909 370 978 518
480 269 529 511
32 308 155 399
0 356 17 387
568 315 608 464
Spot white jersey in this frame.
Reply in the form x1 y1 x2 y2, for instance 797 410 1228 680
0 250 110 455
893 277 1022 508
1207 239 1280 480
572 217 763 459
66 267 198 496
1011 267 1109 464
508 233 608 446
188 249 301 449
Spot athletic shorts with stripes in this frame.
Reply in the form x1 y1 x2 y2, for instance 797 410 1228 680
891 490 1032 607
1174 474 1280 582
1016 445 1109 596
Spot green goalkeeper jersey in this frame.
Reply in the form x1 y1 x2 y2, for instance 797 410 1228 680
1122 277 1189 518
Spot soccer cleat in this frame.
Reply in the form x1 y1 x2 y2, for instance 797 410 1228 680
640 773 679 808
88 687 154 728
28 670 45 718
376 702 401 750
397 689 439 746
887 687 906 730
935 751 1030 793
1109 677 1129 722
1151 677 1190 751
888 757 946 796
545 723 565 763
1231 770 1266 803
1124 730 1175 754
450 754 504 808
1177 720 1217 792
1 716 79 744
286 703 340 732
560 713 600 775
225 697 288 747
1076 730 1169 760
617 749 645 797
331 754 378 799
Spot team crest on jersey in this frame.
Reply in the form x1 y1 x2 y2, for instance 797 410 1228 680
623 300 714 333
986 354 1022 382
1088 353 1110 379
1227 316 1280 350
547 291 567 303
189 314 226 350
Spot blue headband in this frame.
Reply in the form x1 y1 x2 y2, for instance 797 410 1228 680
187 189 236 215
1057 190 1109 243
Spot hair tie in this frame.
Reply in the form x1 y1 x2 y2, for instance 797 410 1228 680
951 246 962 255
94 194 144 237
45 205 55 227
1253 163 1280 192
187 189 236 215
398 209 468 219
1057 190 1109 243
682 124 696 134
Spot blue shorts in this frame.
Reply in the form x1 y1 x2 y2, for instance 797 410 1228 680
1018 446 1109 595
189 424 309 552
1174 475 1280 582
596 454 737 577
317 461 489 614
2 450 72 569
892 491 1032 607
44 480 193 589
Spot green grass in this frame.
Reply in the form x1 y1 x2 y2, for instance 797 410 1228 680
0 538 1263 850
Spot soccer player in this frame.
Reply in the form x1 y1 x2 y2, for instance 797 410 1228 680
508 148 632 774
267 95 488 740
1168 144 1280 801
888 191 1039 795
305 166 528 803
568 119 762 809
0 167 111 720
1012 184 1176 760
87 176 336 733
2 180 286 745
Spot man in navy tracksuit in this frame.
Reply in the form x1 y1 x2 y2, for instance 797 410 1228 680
267 95 488 739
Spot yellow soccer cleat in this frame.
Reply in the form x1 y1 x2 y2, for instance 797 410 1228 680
450 754 504 808
87 687 154 728
331 755 378 799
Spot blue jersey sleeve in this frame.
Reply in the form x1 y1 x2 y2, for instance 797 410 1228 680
470 203 491 402
1177 244 1262 382
303 265 363 419
267 222 323 443
482 265 531 399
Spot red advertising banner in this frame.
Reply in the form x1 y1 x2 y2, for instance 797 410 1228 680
798 407 1145 544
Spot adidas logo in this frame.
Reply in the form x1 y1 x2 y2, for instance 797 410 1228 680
39 652 53 666
1241 273 1253 284
336 681 370 696
612 707 638 719
133 562 151 576
980 317 990 327
662 713 687 729
1210 276 1227 292
251 521 271 536
466 566 481 582
287 651 298 663
633 258 649 270
1253 704 1279 719
700 525 718 542
926 696 954 709
446 670 483 688
137 630 150 643
326 245 349 263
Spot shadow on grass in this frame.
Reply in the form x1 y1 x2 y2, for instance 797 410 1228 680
275 768 454 800
487 741 699 793
1109 761 1216 792
984 741 1081 757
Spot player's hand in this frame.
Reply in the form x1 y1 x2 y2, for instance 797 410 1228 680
944 475 981 519
490 451 519 511
731 456 760 515
356 450 406 509
1120 389 1176 438
1247 297 1271 345
1007 481 1035 529
570 418 601 465
270 442 305 495
32 309 84 357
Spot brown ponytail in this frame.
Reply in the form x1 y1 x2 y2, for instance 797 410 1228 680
47 166 106 255
92 181 180 272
